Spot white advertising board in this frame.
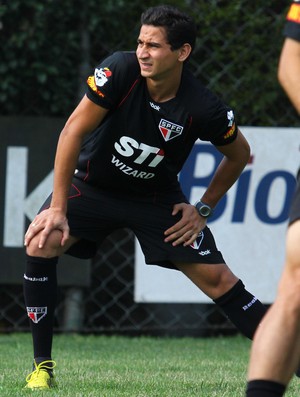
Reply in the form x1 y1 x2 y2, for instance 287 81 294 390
134 127 299 304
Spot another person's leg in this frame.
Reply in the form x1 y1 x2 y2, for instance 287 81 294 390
246 220 300 397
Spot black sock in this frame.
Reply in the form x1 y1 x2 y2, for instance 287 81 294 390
213 279 267 339
23 255 58 359
246 380 286 396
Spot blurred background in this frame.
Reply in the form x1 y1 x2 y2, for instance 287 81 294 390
0 0 298 336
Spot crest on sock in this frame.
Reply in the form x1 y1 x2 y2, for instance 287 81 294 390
27 307 47 323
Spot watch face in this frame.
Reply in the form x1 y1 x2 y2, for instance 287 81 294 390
199 205 211 217
195 201 213 218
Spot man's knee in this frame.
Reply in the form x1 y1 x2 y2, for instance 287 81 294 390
26 230 64 258
175 262 238 299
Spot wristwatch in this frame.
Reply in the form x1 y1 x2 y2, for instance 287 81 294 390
194 200 214 218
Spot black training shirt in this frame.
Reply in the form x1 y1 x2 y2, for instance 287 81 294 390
75 51 238 195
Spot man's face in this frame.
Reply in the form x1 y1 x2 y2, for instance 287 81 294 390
136 25 181 80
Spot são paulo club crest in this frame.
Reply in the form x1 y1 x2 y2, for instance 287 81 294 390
159 119 183 141
190 231 204 250
27 307 47 323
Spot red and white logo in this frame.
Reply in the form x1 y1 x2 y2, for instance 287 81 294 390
190 231 204 250
159 119 183 141
94 67 112 87
27 307 47 324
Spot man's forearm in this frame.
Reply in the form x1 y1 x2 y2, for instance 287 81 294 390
50 129 83 213
201 156 248 208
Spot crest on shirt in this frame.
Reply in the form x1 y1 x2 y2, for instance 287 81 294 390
158 119 183 142
27 307 47 324
227 110 234 126
94 67 112 87
190 231 204 250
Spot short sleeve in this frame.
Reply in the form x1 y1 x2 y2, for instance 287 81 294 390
205 106 238 146
192 86 238 146
86 51 140 109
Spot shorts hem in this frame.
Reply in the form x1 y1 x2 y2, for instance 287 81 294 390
145 256 226 270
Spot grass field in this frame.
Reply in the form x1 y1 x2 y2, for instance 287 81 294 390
0 333 298 396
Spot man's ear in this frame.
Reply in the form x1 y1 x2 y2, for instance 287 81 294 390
178 43 192 62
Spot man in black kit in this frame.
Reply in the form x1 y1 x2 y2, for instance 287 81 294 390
24 5 267 389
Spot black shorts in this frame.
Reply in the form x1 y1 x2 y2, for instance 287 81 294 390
40 178 225 269
289 170 300 225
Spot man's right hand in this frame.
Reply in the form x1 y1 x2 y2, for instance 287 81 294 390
24 207 70 249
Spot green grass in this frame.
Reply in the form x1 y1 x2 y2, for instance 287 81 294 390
0 333 298 396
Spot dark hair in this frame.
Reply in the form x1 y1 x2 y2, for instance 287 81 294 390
141 5 197 55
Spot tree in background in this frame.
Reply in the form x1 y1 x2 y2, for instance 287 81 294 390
0 0 297 125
